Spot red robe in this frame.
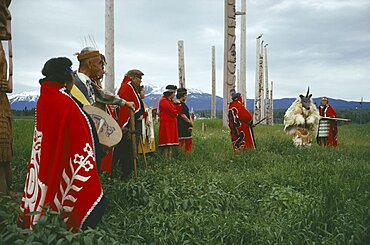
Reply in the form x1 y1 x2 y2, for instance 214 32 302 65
19 82 105 232
117 76 141 128
319 104 338 146
158 96 182 146
228 99 255 153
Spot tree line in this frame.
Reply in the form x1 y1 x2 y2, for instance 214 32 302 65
12 108 370 124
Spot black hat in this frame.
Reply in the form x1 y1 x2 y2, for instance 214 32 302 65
163 85 177 96
231 92 241 101
176 87 187 99
39 57 73 84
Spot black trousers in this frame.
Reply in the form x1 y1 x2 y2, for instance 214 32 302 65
113 129 141 180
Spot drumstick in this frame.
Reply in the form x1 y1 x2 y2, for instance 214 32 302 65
97 118 105 132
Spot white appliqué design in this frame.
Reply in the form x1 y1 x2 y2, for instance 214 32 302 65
21 129 47 226
54 143 94 221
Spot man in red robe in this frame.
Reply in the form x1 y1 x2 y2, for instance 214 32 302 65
158 85 182 158
115 69 145 179
228 92 255 154
317 97 338 146
19 57 107 232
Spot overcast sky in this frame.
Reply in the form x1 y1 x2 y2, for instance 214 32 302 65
8 0 370 101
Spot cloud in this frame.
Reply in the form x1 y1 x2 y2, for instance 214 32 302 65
6 0 370 102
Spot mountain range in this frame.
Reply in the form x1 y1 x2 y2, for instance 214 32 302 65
7 85 370 111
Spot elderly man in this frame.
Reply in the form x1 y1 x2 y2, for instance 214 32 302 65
115 69 146 179
70 47 134 175
317 97 338 146
71 47 134 110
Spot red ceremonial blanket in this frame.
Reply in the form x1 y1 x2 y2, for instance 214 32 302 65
228 100 255 153
19 82 104 231
117 76 141 128
158 96 182 146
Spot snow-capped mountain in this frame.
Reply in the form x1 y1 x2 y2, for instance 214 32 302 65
142 85 223 111
8 91 39 110
7 85 224 111
7 85 369 111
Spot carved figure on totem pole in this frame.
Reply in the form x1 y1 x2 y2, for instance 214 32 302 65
0 0 13 194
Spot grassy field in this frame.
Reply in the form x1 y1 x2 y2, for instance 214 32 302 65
1 119 370 244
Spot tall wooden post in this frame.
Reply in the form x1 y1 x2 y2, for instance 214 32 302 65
253 34 262 123
239 0 247 106
270 81 274 125
223 0 237 127
264 43 269 124
0 0 13 194
211 46 216 119
236 68 240 94
105 0 115 93
178 40 185 88
259 40 265 122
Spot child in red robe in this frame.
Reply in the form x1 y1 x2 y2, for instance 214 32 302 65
228 92 256 154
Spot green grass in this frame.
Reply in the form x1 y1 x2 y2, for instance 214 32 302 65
1 119 370 244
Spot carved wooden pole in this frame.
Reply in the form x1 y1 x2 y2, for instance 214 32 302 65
264 43 269 124
223 0 237 127
253 34 262 123
259 40 265 122
0 0 12 194
236 68 240 94
239 0 247 106
178 40 185 88
211 46 216 119
270 80 274 125
105 0 115 93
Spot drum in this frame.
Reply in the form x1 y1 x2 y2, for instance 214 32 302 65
83 105 122 148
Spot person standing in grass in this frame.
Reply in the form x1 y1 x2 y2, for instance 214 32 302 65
115 69 146 180
158 85 182 158
176 88 193 154
228 92 255 154
19 57 107 232
317 97 338 146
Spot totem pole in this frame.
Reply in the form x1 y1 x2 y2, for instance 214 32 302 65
211 46 216 119
105 0 115 93
264 43 270 124
178 40 185 88
253 34 263 123
0 0 13 194
223 0 237 127
269 81 274 125
238 0 247 106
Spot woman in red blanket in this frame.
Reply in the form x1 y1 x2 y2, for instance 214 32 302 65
158 85 182 158
228 92 256 154
19 57 107 232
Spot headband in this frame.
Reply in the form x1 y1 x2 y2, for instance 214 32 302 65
76 50 100 61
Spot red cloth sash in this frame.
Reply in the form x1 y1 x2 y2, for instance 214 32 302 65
19 82 104 232
117 76 141 128
158 96 182 146
228 101 255 153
